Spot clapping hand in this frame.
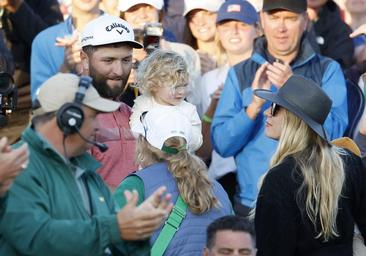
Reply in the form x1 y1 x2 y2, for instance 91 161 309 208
56 31 83 74
0 137 29 196
117 186 173 240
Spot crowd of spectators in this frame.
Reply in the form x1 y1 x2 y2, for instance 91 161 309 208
0 0 365 255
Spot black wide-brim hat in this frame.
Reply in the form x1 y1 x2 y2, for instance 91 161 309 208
254 75 332 141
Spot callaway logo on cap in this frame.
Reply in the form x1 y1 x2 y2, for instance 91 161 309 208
80 14 143 48
105 22 131 34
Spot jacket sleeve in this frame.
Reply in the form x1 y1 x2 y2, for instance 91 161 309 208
211 68 261 157
350 155 366 242
0 166 123 256
30 32 60 100
8 0 63 45
255 164 298 256
321 61 348 139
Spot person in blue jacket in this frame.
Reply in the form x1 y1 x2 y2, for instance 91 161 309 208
211 0 348 216
30 0 102 100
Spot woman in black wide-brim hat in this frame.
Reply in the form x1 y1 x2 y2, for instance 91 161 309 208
253 75 366 256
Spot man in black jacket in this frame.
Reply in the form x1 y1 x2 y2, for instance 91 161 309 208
0 0 63 74
0 0 63 108
307 0 355 69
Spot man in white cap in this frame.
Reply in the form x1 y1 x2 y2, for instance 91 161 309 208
79 14 143 191
0 73 172 255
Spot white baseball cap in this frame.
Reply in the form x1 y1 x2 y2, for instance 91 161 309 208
183 0 225 16
133 106 193 151
33 73 120 116
80 14 143 48
119 0 164 12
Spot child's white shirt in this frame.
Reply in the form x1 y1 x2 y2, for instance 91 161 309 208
130 94 203 152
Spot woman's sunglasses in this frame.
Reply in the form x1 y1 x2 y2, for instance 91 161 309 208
271 103 280 116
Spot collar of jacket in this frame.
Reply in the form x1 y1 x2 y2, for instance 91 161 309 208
21 126 101 173
251 33 316 69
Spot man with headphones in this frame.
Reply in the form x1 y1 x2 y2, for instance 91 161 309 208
0 73 173 255
80 14 143 191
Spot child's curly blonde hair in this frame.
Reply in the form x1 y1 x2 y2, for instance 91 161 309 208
135 50 189 94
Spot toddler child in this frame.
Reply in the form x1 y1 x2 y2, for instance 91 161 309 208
130 49 202 152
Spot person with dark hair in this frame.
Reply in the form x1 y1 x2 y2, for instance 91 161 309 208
254 75 366 256
183 0 224 74
1 0 63 109
0 0 62 74
79 15 142 191
307 0 355 69
204 215 256 256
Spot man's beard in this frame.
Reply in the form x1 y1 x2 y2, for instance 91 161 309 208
89 65 129 100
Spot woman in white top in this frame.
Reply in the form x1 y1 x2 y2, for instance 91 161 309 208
183 0 224 74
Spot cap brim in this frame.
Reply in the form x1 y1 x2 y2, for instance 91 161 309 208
262 4 304 14
83 40 143 49
184 6 218 16
254 89 328 141
84 97 120 113
126 41 144 49
216 14 257 25
119 0 163 12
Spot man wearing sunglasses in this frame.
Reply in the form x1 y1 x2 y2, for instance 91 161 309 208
211 0 348 217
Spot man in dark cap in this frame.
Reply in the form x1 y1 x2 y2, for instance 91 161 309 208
212 0 348 216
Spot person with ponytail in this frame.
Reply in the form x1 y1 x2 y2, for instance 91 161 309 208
114 106 232 256
253 75 366 256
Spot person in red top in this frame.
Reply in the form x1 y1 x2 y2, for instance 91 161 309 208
80 14 142 191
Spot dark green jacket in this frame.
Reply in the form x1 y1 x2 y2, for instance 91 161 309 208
0 127 125 256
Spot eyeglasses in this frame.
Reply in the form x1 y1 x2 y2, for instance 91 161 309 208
271 102 280 116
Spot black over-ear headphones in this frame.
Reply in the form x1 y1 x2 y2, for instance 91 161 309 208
56 76 93 136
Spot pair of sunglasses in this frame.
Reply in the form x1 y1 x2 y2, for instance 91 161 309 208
271 103 280 116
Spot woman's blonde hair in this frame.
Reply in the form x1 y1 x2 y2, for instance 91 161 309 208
135 50 189 94
136 135 218 214
267 109 346 241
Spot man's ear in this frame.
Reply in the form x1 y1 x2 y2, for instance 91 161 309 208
80 51 90 73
